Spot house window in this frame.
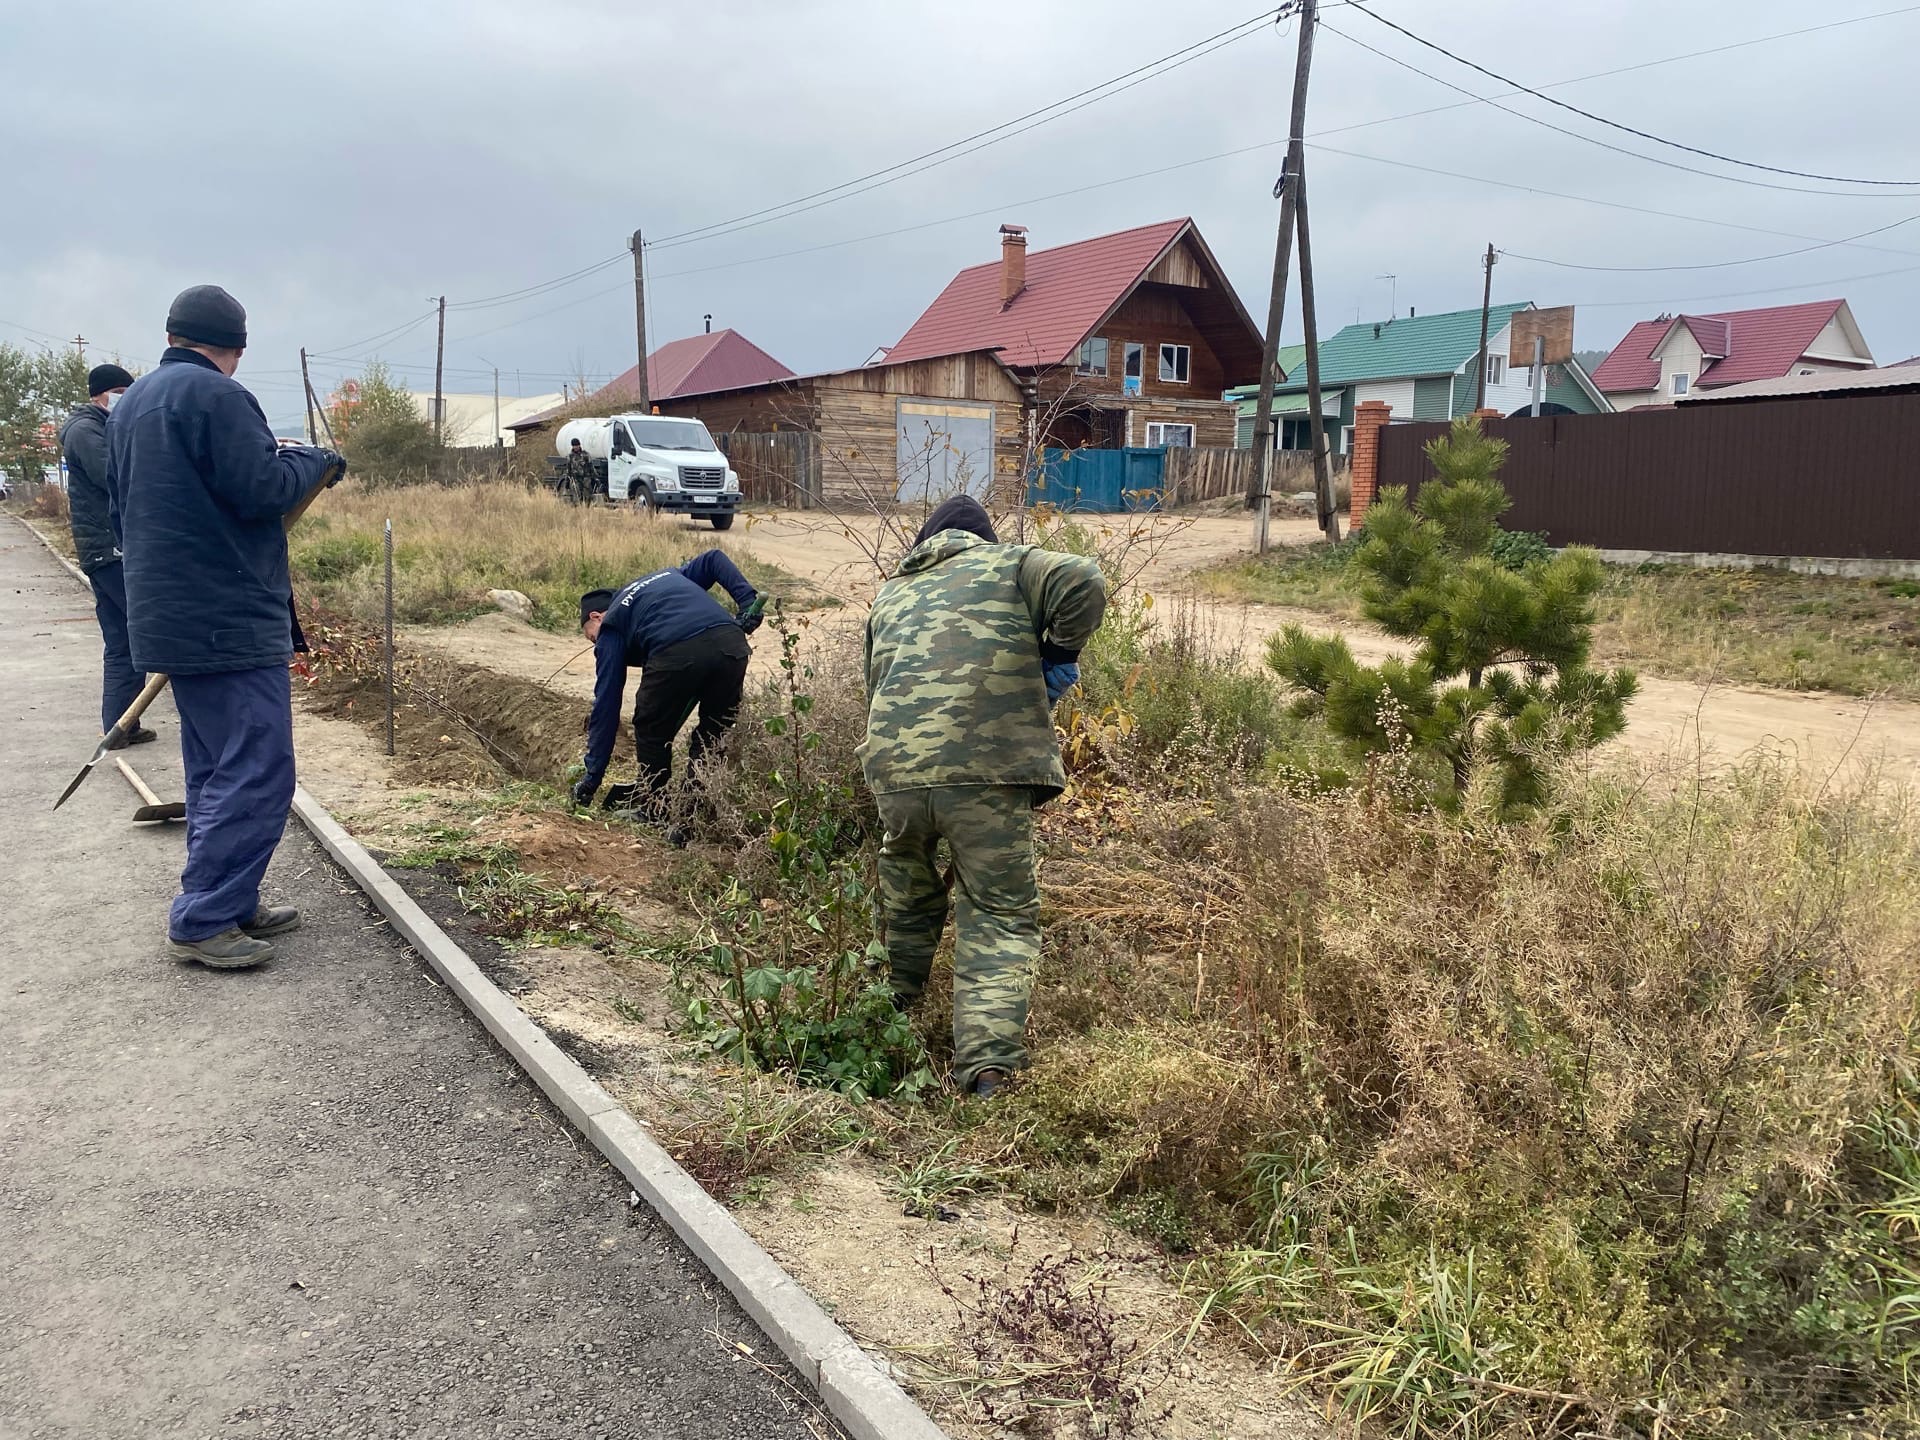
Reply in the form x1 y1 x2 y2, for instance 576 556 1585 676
1075 337 1109 375
1122 342 1143 397
1670 372 1690 396
1158 344 1191 384
1145 422 1195 448
1485 354 1506 387
1798 368 1815 376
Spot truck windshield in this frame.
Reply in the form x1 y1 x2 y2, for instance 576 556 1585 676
625 419 715 451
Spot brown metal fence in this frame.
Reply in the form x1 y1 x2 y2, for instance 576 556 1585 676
1376 393 1920 560
714 431 821 509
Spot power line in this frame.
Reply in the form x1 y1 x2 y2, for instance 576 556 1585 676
1322 20 1917 198
1572 260 1920 310
1308 6 1920 147
1499 214 1920 273
1345 1 1920 189
646 7 1284 251
444 254 630 313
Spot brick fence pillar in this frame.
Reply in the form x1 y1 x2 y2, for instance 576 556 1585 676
1349 399 1392 528
1472 407 1500 423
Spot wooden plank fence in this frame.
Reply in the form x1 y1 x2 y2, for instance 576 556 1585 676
1161 446 1349 505
714 431 821 509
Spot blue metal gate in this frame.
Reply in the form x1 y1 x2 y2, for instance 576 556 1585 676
1028 448 1165 513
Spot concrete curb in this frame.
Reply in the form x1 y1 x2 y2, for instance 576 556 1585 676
289 786 948 1440
8 513 93 590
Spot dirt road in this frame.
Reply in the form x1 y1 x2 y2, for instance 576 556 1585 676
412 509 1920 782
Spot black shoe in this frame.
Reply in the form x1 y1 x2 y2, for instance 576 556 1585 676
665 822 692 849
241 904 301 938
107 725 158 750
969 1068 1010 1099
168 928 274 970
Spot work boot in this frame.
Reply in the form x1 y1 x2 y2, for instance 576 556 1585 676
168 928 274 970
969 1068 1010 1100
241 904 302 938
107 726 158 750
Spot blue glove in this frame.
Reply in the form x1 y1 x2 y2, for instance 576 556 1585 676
570 775 599 808
1043 660 1080 705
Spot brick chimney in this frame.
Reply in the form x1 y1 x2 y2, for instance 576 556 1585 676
999 224 1028 306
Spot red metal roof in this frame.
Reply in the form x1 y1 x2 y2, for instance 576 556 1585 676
510 329 794 429
1591 300 1848 393
886 218 1193 369
602 328 795 402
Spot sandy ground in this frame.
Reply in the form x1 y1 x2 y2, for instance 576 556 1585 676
410 508 1920 783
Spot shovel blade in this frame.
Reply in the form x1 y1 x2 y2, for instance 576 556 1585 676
52 746 110 810
132 801 188 824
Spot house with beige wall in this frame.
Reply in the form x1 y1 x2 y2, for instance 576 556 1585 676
1591 299 1873 410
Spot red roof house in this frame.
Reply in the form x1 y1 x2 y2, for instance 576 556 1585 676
1590 299 1873 408
508 328 794 435
890 218 1264 449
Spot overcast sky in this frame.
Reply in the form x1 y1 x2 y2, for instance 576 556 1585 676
5 0 1915 432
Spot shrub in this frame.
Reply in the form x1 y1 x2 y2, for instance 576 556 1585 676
1268 416 1637 814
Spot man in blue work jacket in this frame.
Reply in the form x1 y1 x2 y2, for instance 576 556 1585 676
573 551 767 835
108 285 343 970
58 363 148 742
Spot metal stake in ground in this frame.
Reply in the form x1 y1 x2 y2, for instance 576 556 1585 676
384 518 395 757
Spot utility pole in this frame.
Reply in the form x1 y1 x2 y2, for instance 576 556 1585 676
1474 244 1496 411
493 366 501 445
630 230 651 410
300 347 317 445
1248 0 1319 552
1294 158 1340 543
70 334 88 360
431 295 447 445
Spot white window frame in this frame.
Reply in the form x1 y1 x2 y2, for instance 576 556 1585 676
1145 421 1195 448
1485 354 1506 388
1670 372 1690 396
1158 343 1191 384
1075 336 1109 375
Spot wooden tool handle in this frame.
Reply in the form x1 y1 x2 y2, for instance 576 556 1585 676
109 672 172 737
113 757 164 807
283 458 344 533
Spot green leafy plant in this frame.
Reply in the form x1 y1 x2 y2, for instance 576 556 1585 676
1266 416 1637 813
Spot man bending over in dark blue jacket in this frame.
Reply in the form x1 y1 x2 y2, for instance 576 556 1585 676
109 285 343 970
574 551 767 836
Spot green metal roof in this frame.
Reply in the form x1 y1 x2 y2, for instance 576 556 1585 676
1234 388 1338 417
1276 303 1532 391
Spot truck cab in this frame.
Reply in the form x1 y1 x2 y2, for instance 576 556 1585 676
555 414 742 530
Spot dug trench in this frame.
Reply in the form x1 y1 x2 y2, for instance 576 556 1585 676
290 635 1321 1440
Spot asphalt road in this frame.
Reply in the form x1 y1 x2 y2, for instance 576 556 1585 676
0 520 837 1439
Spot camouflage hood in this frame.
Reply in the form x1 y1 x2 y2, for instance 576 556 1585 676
861 531 1108 802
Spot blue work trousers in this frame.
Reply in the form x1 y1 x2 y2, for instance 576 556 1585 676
168 665 296 942
88 560 146 733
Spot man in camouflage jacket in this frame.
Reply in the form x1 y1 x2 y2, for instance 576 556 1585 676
861 494 1108 1096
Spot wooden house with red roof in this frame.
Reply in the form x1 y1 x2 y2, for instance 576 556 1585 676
887 217 1264 451
1590 299 1874 410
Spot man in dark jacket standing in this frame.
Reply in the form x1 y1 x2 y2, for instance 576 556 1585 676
573 551 767 830
59 363 151 743
108 285 341 970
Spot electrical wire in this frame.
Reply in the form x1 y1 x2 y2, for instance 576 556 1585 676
1572 260 1920 310
445 253 629 312
1499 214 1920 273
1345 1 1920 189
1322 20 1917 198
646 7 1284 251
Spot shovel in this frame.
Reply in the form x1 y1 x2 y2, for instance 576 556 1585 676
115 757 187 824
52 456 344 812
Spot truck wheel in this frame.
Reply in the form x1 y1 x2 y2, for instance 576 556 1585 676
630 486 653 515
709 512 735 531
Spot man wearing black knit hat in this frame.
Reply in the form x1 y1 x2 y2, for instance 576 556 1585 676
107 285 345 970
58 362 150 745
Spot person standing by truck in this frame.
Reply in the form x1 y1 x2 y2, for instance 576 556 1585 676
564 436 595 505
860 494 1107 1098
108 285 343 970
572 551 768 835
59 363 152 744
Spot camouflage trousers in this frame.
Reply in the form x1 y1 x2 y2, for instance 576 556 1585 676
875 784 1040 1090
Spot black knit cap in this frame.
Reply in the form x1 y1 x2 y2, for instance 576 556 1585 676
87 363 135 396
914 494 996 547
165 284 248 350
579 588 616 627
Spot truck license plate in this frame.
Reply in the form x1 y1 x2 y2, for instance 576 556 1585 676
694 495 713 503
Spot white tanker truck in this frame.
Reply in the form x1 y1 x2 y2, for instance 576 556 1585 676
549 414 741 529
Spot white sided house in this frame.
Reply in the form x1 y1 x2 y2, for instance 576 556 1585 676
1590 299 1874 411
